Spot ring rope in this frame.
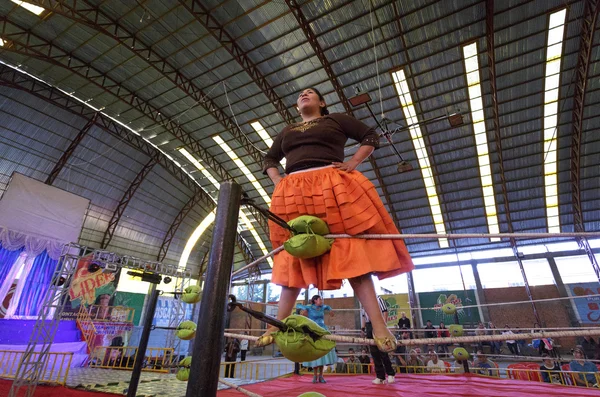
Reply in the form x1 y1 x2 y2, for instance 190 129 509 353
225 328 600 348
236 293 600 312
232 245 285 277
324 232 600 240
225 326 600 333
231 231 600 276
218 378 263 397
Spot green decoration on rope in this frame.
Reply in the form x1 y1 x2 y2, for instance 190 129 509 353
176 320 197 340
283 234 333 259
287 215 330 235
272 314 336 363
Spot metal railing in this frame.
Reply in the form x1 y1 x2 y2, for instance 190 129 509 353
86 305 135 323
76 306 97 354
0 350 72 385
89 346 174 373
217 360 600 389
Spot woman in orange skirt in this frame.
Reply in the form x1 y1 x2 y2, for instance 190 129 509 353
260 87 414 352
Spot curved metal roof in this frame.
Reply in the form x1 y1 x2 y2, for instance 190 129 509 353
0 0 598 278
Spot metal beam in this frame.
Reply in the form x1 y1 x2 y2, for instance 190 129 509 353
180 0 296 125
45 113 98 185
0 17 270 242
30 0 265 165
0 64 256 265
0 17 238 183
569 0 600 282
285 0 403 236
101 158 155 249
485 0 541 324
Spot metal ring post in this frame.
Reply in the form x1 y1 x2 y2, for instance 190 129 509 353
186 182 242 397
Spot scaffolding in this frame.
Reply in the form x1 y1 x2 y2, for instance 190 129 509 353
9 243 192 397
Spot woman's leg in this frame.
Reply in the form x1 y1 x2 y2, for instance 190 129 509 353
318 365 326 383
349 274 395 351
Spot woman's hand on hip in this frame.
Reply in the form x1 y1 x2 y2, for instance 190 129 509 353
332 159 359 172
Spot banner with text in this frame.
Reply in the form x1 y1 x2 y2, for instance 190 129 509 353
567 283 600 324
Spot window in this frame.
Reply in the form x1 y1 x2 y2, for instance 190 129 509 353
413 266 475 293
555 255 599 284
477 262 524 288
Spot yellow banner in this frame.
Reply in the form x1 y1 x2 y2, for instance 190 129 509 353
381 294 410 327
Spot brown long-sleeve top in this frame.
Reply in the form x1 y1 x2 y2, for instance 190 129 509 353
262 113 380 174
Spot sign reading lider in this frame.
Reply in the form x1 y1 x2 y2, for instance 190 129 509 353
69 255 115 307
567 283 600 324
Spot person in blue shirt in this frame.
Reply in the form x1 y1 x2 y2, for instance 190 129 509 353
569 346 599 387
296 295 337 383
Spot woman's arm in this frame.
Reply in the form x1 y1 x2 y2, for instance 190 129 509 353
266 167 283 186
332 145 374 172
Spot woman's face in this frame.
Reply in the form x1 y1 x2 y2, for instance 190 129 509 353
99 295 110 306
297 89 324 114
313 297 322 306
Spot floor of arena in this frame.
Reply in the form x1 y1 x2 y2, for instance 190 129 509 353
216 373 600 397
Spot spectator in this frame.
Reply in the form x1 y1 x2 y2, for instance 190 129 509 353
475 322 487 353
426 351 446 373
569 346 599 387
358 347 371 373
394 330 410 372
531 322 553 356
581 336 597 360
502 325 520 356
406 349 424 373
488 322 502 355
224 338 240 378
398 311 411 330
423 320 436 352
437 322 450 355
346 348 361 373
472 350 495 376
539 354 563 384
239 334 249 362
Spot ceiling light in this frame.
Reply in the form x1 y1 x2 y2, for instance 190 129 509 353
543 9 566 234
251 121 285 169
391 69 448 248
213 136 271 204
462 42 499 242
10 0 44 16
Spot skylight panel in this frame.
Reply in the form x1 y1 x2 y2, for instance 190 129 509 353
179 210 216 269
213 136 271 205
179 146 272 266
10 1 44 15
178 148 220 190
543 9 566 233
462 42 500 242
251 121 285 169
391 69 448 248
240 210 273 267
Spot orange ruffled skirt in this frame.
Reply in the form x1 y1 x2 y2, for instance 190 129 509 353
269 166 414 290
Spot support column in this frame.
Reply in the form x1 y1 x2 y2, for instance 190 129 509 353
406 272 419 329
547 257 580 327
186 182 241 397
513 247 542 326
471 263 490 324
